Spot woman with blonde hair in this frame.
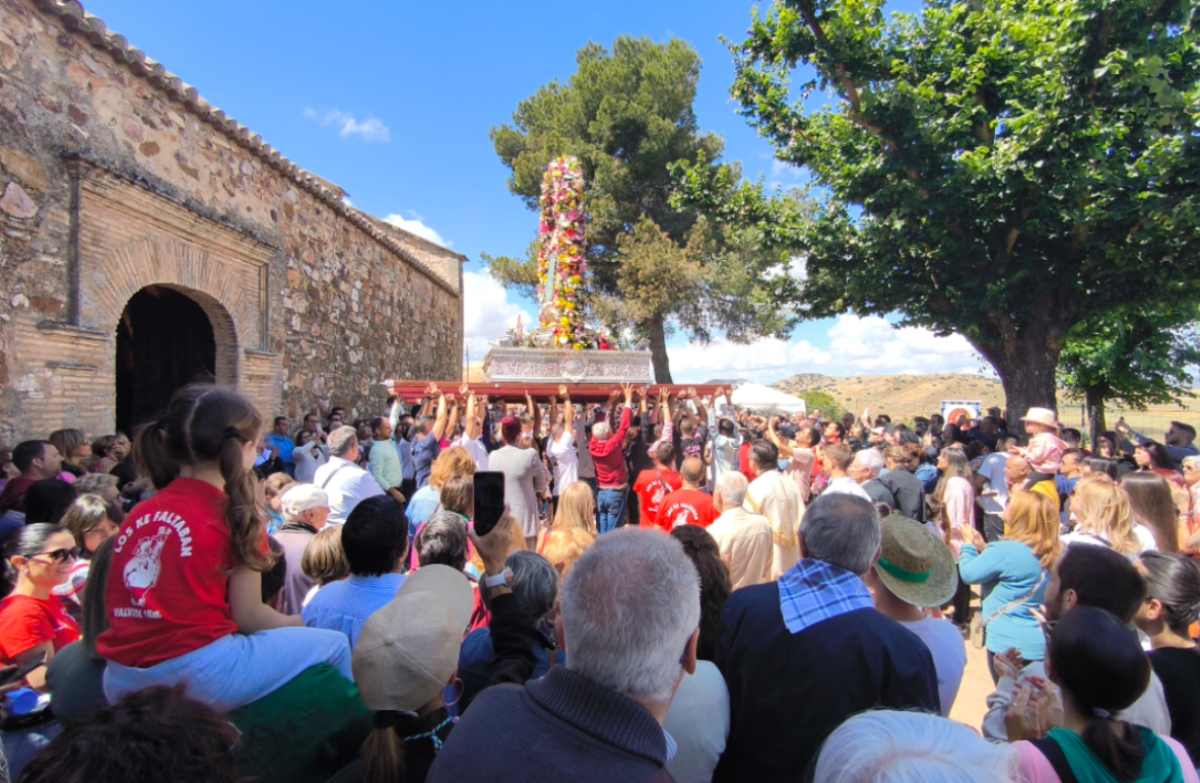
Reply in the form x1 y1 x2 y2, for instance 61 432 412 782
406 448 477 568
1064 475 1153 556
536 481 596 552
960 490 1058 681
1123 472 1181 553
300 526 350 608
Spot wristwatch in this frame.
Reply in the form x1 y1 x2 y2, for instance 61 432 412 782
482 567 513 590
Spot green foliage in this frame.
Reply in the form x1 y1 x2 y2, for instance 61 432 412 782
676 0 1200 415
488 37 795 380
795 389 848 422
1059 303 1200 410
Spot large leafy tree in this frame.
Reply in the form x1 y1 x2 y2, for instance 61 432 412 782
677 0 1199 420
488 38 791 382
1059 302 1200 445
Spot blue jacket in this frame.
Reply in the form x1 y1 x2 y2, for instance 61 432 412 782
959 541 1048 660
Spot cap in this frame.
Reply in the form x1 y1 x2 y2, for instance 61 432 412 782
352 565 473 712
280 483 329 519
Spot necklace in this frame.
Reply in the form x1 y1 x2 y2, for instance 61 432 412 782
402 714 457 751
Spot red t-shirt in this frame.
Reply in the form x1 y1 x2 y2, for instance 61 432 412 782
656 488 718 531
633 468 682 528
0 594 80 663
738 442 757 480
97 478 246 667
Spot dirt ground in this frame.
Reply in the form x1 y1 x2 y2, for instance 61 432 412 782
949 640 993 730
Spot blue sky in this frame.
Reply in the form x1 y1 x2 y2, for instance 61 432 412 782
83 0 984 382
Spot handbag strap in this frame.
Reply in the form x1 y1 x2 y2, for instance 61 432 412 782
1030 736 1079 783
982 572 1047 630
318 463 351 490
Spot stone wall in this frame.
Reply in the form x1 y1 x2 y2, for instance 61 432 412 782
0 0 463 442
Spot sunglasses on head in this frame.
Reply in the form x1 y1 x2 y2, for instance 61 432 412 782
33 547 80 564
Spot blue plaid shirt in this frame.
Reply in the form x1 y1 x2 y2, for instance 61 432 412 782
779 559 874 634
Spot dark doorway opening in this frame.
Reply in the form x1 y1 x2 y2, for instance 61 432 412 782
115 286 216 434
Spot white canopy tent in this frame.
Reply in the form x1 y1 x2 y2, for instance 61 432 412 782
728 383 808 415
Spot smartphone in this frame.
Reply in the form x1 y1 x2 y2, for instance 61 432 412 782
473 471 506 537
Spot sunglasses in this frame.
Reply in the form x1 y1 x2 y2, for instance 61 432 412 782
32 547 80 565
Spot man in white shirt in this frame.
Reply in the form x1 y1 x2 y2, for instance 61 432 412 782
743 440 804 579
865 515 965 717
452 388 489 471
821 442 871 502
313 426 386 525
707 471 772 590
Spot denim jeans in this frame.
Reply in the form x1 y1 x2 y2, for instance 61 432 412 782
596 488 627 534
103 626 352 713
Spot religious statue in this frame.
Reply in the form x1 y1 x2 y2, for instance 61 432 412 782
534 155 590 349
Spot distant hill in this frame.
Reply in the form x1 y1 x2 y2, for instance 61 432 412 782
773 373 1200 440
775 373 1006 421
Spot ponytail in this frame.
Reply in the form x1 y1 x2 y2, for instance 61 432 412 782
134 419 181 491
1081 715 1145 782
143 384 272 571
218 429 272 572
361 723 411 783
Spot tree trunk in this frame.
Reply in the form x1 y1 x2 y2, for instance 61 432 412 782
646 314 674 384
976 325 1062 431
1085 386 1107 449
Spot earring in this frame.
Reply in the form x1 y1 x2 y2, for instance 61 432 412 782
444 676 464 709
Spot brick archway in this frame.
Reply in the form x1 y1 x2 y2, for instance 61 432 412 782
87 235 261 354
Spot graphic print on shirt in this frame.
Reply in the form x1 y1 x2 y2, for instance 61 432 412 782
123 527 171 607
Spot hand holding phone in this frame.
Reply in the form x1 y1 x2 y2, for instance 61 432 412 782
472 471 506 538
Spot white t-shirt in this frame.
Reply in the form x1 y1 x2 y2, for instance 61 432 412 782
823 476 871 501
902 615 967 717
977 452 1009 515
663 660 729 783
1134 524 1159 552
293 442 328 483
313 456 385 525
547 431 579 496
454 435 489 472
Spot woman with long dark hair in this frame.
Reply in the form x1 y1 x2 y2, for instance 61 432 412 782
96 384 351 712
1012 606 1195 782
1136 552 1200 766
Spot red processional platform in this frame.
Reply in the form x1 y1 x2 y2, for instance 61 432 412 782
384 380 726 404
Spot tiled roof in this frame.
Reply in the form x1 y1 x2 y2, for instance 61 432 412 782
34 0 465 291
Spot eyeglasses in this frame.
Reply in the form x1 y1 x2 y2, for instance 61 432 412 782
31 547 80 565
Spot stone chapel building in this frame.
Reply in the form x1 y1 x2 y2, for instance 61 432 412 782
0 0 464 442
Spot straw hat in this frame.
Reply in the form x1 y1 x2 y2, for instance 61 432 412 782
1019 407 1060 430
875 516 958 608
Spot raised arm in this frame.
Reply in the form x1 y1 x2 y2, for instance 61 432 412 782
464 388 480 440
430 386 449 441
560 385 575 434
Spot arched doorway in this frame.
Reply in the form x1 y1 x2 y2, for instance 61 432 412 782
115 286 217 433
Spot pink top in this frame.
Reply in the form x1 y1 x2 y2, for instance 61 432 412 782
1019 432 1067 475
943 475 974 555
1015 736 1198 783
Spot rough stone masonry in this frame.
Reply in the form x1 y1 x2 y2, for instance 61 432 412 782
0 0 464 443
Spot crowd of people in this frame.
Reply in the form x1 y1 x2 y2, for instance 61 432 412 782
0 380 1198 782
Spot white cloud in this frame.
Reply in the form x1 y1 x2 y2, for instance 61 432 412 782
668 336 834 384
383 212 450 248
461 270 535 363
667 314 989 384
303 107 391 142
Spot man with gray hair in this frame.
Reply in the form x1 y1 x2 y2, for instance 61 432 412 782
312 425 385 525
431 528 698 782
714 493 940 782
848 447 897 512
706 471 773 590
